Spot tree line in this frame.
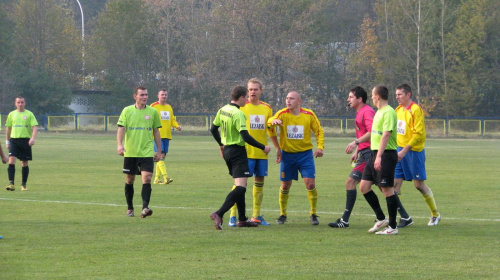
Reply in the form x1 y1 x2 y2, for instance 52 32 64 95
0 0 498 117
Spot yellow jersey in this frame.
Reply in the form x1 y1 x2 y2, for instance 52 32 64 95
268 107 324 153
150 102 180 139
395 102 426 152
240 100 277 159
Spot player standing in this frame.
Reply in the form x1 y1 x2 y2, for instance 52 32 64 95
267 91 324 225
328 86 375 228
394 84 440 227
150 89 182 185
5 97 38 191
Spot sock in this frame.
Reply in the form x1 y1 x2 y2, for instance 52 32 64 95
124 183 134 210
229 185 237 217
363 190 385 221
252 182 264 218
22 166 29 186
386 194 398 229
8 164 15 185
154 162 162 180
395 191 410 219
216 186 246 219
234 186 247 221
422 188 439 217
279 187 289 216
141 183 152 209
158 160 168 179
307 187 318 216
341 189 357 222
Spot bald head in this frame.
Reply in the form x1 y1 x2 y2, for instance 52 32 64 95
286 91 302 112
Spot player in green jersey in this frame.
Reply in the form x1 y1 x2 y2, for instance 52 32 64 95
209 86 271 230
5 97 38 191
117 86 162 218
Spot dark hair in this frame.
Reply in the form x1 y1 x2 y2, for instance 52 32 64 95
349 86 367 103
231 86 248 101
373 85 389 100
396 83 412 98
134 86 147 95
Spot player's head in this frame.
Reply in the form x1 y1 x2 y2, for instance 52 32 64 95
348 86 367 109
158 89 168 103
286 91 302 110
247 78 263 103
231 86 249 107
134 86 147 96
372 85 389 100
133 86 148 106
395 84 413 105
15 96 26 111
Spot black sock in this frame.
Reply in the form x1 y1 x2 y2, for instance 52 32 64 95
235 186 247 221
386 194 398 229
363 190 385 221
395 192 410 219
124 183 134 210
22 166 29 186
217 186 246 218
341 189 357 222
8 164 15 184
141 183 152 209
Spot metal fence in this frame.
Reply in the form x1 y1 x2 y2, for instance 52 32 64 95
1 113 499 137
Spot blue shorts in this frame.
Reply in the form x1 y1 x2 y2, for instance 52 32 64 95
154 139 170 154
280 150 315 181
395 147 427 181
248 158 268 177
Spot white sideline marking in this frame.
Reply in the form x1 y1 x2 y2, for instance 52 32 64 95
1 197 499 222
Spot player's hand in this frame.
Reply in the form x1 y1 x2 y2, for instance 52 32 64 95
313 149 323 158
29 139 36 146
350 153 357 163
345 141 357 154
117 145 125 156
177 126 182 131
374 157 382 171
271 119 282 126
276 149 282 164
219 146 224 158
263 146 271 155
154 151 162 162
1 155 8 164
397 150 406 162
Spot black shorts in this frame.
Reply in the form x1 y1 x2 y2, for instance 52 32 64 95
361 150 398 187
223 145 251 178
123 157 154 175
9 138 32 161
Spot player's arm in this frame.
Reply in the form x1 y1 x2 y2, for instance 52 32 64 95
29 126 38 146
375 131 391 171
240 130 270 155
171 109 182 131
408 108 425 148
153 128 162 162
346 131 370 154
210 123 224 158
117 126 125 156
5 126 11 149
311 113 324 158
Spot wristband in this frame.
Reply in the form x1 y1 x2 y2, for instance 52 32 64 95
354 140 359 145
5 140 9 145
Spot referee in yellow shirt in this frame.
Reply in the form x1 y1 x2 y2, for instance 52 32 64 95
267 91 324 225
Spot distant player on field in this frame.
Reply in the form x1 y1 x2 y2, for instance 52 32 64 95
267 91 324 226
117 86 162 218
5 96 38 191
209 86 271 230
394 83 440 227
227 78 280 227
150 89 182 185
328 86 374 228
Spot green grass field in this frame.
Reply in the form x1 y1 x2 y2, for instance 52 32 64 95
0 133 498 279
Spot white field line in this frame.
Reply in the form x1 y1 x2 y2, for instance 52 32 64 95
1 197 499 222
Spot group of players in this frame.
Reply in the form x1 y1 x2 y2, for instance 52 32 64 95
114 79 440 234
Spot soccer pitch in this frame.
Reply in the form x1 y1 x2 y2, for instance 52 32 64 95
0 133 498 279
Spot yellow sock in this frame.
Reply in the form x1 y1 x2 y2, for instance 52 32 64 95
157 160 168 179
307 187 318 215
154 162 163 180
252 182 264 218
423 189 439 217
279 187 289 216
230 185 237 217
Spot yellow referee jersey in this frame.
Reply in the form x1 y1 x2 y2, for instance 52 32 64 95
395 102 426 152
150 102 180 139
240 101 277 159
268 108 324 153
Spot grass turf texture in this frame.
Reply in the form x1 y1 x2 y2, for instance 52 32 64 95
0 133 498 279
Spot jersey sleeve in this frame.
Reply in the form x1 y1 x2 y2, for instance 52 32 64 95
408 105 425 148
310 111 324 150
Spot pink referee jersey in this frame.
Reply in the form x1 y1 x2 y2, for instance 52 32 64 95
355 104 375 151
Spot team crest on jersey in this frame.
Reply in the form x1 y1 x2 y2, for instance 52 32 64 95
161 111 171 120
397 120 406 135
23 116 27 120
287 125 304 139
145 115 150 120
249 114 265 130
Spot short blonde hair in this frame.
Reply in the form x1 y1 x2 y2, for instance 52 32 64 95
247 78 263 89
